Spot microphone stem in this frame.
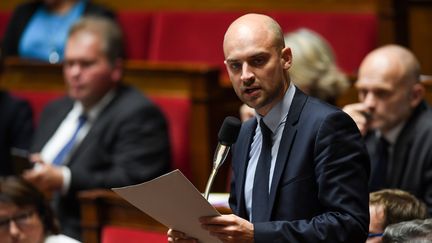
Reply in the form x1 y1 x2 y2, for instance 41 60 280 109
204 167 218 200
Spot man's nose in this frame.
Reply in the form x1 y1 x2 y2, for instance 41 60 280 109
240 63 254 84
363 92 376 109
68 63 82 77
8 220 21 237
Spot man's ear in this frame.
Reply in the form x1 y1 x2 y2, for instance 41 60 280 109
410 82 425 108
111 59 123 83
281 47 292 70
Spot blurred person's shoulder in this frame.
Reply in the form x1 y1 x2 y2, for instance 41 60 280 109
45 234 81 243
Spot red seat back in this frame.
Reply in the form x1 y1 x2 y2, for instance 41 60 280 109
10 90 65 124
117 11 153 60
149 95 191 180
102 226 167 243
147 11 377 75
270 12 377 74
0 11 11 38
148 11 245 77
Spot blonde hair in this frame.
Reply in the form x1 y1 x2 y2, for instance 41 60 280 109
285 28 349 103
69 16 124 65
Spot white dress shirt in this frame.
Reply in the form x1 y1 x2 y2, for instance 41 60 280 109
244 83 295 221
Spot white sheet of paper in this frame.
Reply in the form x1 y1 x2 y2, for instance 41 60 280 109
112 170 222 243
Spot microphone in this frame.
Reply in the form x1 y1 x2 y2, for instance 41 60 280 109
204 116 241 200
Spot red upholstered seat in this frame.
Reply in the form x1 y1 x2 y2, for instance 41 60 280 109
147 11 377 75
102 226 167 243
271 11 378 74
149 95 191 180
0 11 11 38
117 11 153 60
11 90 65 124
148 11 246 77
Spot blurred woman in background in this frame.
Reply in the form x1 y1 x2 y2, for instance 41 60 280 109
0 176 79 243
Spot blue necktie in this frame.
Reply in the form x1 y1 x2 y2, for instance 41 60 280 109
370 136 389 191
252 121 273 222
52 115 87 166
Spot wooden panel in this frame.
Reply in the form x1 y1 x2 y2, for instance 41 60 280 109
409 5 432 75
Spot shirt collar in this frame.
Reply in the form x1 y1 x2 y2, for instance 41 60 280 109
378 121 406 145
73 89 116 122
258 82 295 133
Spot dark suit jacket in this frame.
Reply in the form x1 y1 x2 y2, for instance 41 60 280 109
366 101 432 215
229 89 370 243
0 90 33 175
1 0 115 60
31 85 171 240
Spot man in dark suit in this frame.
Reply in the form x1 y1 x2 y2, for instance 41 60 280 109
0 90 33 175
169 13 370 243
343 45 432 215
23 17 170 240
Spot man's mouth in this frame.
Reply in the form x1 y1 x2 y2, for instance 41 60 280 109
244 87 260 94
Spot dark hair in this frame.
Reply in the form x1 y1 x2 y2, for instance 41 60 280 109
0 176 59 235
382 219 432 243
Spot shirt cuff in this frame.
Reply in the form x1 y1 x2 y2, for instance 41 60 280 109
61 166 71 194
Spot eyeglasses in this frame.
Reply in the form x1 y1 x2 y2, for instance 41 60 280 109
0 210 36 233
368 232 383 238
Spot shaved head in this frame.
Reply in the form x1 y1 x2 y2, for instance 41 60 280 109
355 44 424 133
223 14 285 58
359 44 420 86
222 13 292 116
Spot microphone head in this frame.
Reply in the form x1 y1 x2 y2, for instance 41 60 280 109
218 116 241 145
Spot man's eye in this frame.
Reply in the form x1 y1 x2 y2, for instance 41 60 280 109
358 90 367 98
251 57 267 67
253 58 264 66
374 90 389 99
81 61 95 67
0 219 8 226
64 61 73 68
229 63 241 71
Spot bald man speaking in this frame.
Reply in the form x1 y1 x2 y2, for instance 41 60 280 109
169 13 370 243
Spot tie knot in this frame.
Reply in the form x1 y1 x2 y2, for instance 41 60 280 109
259 120 272 140
78 114 87 123
76 114 87 130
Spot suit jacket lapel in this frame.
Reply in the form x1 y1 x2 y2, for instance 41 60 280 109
389 122 413 186
68 88 122 165
267 89 307 220
387 102 425 186
31 98 73 152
